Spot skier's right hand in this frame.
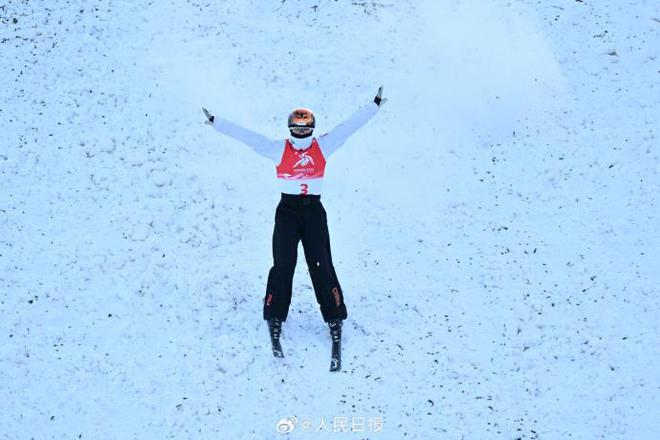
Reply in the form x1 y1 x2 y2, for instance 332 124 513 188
202 107 215 125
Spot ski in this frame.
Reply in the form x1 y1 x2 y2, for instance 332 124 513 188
268 318 285 358
329 319 342 372
330 339 341 372
271 337 285 358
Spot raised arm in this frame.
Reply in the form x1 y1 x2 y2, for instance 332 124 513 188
318 86 387 157
202 108 281 162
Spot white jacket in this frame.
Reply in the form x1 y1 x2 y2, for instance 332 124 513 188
211 102 379 195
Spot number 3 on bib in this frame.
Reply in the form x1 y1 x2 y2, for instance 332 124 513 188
300 183 309 195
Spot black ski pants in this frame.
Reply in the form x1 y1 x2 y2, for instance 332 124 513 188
263 193 347 322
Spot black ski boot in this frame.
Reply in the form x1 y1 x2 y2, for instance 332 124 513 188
328 319 342 372
268 318 284 358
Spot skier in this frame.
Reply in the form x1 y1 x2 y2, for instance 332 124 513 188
202 86 386 370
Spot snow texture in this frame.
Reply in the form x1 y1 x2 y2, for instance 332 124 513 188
1 0 658 438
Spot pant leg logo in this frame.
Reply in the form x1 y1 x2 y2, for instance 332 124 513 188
332 287 341 307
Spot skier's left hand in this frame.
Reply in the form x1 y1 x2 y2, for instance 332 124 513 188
374 85 387 107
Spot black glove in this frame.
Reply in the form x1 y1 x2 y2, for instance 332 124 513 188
374 85 387 107
202 107 215 124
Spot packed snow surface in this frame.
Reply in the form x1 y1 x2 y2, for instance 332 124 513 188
1 0 658 438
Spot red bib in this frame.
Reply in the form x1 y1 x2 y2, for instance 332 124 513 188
276 139 326 180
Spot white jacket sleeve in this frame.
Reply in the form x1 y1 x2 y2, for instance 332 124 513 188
317 102 379 157
212 117 282 162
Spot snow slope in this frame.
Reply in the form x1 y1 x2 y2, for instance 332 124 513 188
1 0 658 438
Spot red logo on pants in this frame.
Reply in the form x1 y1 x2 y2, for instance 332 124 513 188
332 287 341 307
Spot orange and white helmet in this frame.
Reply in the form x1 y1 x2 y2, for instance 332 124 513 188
288 108 315 137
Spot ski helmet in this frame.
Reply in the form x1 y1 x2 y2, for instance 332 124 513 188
288 108 315 137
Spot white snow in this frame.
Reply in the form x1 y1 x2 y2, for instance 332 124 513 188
1 0 658 439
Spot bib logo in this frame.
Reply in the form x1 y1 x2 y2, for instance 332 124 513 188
294 152 314 168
